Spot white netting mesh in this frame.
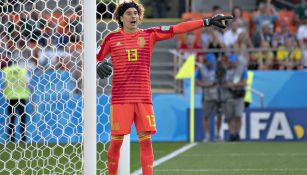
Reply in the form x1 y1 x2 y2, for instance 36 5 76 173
0 0 116 174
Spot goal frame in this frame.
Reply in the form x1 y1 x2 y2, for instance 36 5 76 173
84 0 96 174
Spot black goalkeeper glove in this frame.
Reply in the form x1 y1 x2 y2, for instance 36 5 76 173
203 14 233 29
97 61 113 79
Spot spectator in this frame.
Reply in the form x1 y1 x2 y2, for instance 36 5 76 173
211 5 225 33
0 51 9 69
252 1 279 32
2 14 15 35
19 12 41 40
296 17 307 69
234 32 254 67
71 5 83 34
232 6 249 31
38 47 50 69
3 37 20 65
179 32 202 59
223 19 244 48
20 38 39 71
223 54 247 141
276 36 303 70
295 0 307 24
2 61 31 142
252 20 274 48
253 41 274 70
212 5 222 16
248 54 260 70
37 45 72 71
195 54 222 142
205 30 225 59
52 31 70 48
38 21 56 47
0 34 9 69
194 5 224 46
52 51 72 70
272 21 295 48
201 27 213 46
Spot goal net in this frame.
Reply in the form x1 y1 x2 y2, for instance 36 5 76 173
0 0 117 174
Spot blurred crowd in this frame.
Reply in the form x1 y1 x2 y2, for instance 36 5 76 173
178 1 307 71
180 1 307 142
0 7 83 87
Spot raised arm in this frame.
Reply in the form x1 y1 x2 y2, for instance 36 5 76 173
173 14 233 34
153 14 232 42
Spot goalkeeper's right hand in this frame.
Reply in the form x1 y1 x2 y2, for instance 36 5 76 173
203 14 233 29
97 61 113 79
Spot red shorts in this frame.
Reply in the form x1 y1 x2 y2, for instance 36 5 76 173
110 103 156 135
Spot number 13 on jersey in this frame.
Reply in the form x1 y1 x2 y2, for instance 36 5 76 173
146 115 156 127
126 49 138 61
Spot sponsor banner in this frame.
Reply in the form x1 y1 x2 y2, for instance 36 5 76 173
194 108 307 141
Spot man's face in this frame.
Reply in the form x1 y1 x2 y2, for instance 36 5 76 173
233 8 241 18
259 3 269 14
120 8 139 30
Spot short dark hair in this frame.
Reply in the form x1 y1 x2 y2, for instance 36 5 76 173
114 0 144 28
212 5 221 12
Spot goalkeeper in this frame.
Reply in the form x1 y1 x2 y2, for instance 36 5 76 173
96 1 232 174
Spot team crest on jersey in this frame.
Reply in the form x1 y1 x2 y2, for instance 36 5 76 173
138 37 146 48
115 42 122 46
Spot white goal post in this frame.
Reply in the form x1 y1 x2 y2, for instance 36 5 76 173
84 0 96 174
0 0 128 174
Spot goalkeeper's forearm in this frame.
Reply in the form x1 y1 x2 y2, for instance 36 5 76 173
173 20 204 34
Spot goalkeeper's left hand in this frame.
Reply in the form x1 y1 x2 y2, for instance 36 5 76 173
97 61 113 79
203 14 233 29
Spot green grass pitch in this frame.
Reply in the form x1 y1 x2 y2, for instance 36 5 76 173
1 142 306 175
131 142 307 175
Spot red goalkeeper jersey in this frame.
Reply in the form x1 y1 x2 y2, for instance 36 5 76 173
97 26 174 104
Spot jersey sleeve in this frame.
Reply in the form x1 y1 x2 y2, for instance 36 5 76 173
96 34 111 62
150 20 204 42
151 26 175 42
173 20 204 34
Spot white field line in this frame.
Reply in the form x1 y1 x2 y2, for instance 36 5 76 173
131 143 197 175
154 168 307 172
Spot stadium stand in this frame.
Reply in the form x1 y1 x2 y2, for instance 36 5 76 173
0 0 304 93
